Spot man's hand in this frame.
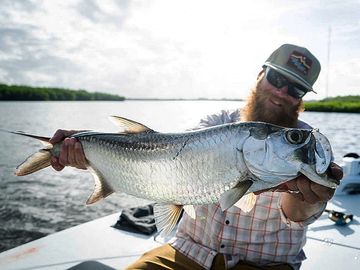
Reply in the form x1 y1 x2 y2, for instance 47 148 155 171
281 162 343 221
49 129 88 171
285 162 343 204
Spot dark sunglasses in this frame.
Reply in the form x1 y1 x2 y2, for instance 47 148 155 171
265 67 308 99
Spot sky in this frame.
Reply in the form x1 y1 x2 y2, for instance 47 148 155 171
0 0 359 100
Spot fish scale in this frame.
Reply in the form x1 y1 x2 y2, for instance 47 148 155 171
11 116 338 235
77 126 242 205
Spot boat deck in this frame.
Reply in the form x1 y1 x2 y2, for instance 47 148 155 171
0 213 161 270
1 195 359 270
302 195 360 269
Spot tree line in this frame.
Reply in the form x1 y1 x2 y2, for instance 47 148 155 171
304 95 360 113
0 83 125 101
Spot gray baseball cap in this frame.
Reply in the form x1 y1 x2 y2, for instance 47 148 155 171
263 44 321 93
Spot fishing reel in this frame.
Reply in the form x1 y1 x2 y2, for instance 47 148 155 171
324 209 353 226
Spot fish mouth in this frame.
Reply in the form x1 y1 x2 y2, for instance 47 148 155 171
296 130 338 189
299 131 332 174
300 163 339 189
312 130 332 174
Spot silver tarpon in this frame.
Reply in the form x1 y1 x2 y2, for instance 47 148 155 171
11 116 338 234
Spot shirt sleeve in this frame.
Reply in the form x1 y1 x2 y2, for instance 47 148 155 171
194 109 241 129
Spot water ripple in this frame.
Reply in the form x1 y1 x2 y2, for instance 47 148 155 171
0 101 358 252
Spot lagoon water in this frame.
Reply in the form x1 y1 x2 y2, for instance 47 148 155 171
0 100 359 252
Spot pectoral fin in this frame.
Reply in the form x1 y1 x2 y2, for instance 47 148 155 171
153 204 183 236
86 167 115 204
219 180 253 211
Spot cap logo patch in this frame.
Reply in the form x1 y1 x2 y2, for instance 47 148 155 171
287 51 312 75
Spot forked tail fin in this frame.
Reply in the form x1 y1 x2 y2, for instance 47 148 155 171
2 129 52 145
1 129 53 176
16 149 52 176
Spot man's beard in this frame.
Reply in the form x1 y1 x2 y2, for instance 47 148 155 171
241 79 304 128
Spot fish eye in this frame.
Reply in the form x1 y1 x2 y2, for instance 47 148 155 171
286 130 304 144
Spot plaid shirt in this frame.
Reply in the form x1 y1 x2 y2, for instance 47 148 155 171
170 109 324 270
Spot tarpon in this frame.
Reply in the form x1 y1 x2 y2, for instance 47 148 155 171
10 116 338 235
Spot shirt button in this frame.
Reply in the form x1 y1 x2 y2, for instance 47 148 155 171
221 244 225 248
225 220 230 225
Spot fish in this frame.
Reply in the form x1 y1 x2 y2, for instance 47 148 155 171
9 116 339 235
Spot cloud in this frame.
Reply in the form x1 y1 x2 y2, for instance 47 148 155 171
76 0 130 26
0 11 81 87
0 0 359 99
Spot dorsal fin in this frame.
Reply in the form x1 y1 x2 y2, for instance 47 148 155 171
109 116 154 134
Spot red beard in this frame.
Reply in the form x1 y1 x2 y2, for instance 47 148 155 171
241 79 304 128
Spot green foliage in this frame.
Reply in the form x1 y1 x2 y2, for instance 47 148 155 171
304 95 360 113
323 95 360 102
0 83 125 101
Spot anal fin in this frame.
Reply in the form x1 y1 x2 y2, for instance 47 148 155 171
86 167 114 204
153 204 183 236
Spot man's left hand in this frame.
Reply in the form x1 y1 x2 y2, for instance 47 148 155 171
278 162 343 222
254 162 343 205
285 162 343 204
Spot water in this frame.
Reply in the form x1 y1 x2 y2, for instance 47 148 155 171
0 100 359 252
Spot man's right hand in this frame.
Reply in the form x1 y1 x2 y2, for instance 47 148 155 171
49 129 88 171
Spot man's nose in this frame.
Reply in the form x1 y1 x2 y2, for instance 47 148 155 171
274 85 289 97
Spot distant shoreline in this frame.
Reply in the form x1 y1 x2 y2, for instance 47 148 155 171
1 83 359 113
0 83 244 102
126 98 244 101
0 83 125 101
304 96 360 113
2 99 359 113
0 98 244 102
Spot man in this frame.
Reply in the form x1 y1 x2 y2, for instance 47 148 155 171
50 44 343 269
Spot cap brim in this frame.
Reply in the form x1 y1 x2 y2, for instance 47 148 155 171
264 62 317 94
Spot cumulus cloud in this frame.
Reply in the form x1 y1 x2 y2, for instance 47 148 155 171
0 0 359 99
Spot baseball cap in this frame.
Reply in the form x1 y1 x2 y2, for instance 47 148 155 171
263 44 321 93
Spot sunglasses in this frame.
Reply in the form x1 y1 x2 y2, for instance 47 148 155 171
265 67 308 99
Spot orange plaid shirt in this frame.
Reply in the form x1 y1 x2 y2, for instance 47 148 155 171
170 109 325 270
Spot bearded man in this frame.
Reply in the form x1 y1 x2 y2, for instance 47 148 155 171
50 44 343 270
